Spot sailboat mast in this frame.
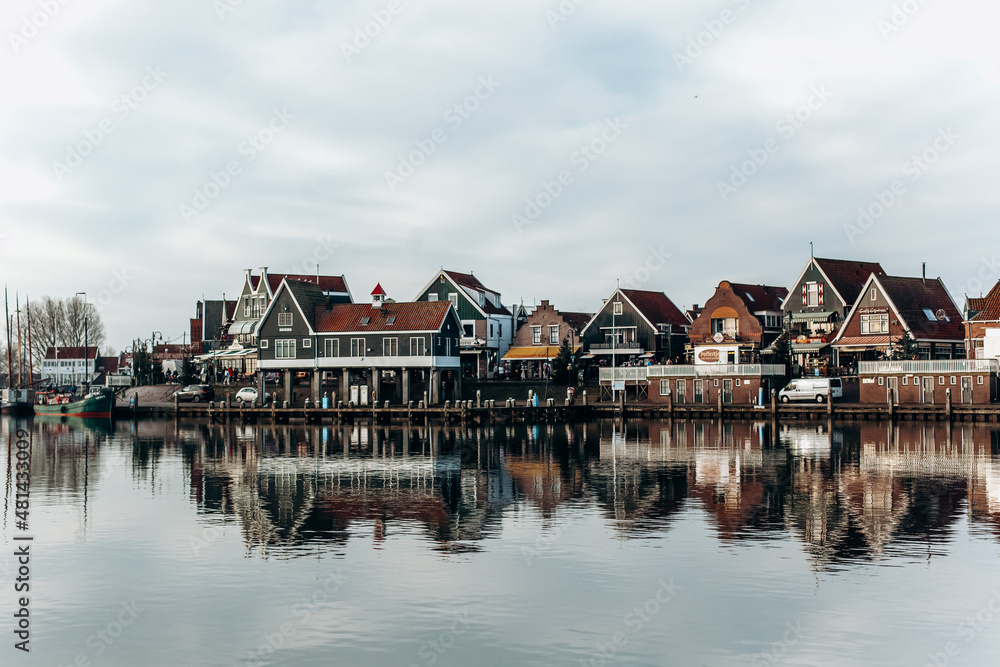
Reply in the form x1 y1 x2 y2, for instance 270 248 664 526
26 299 34 387
3 287 10 391
15 294 23 389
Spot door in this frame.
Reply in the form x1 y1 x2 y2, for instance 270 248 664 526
350 385 359 404
922 376 934 404
676 380 686 404
722 379 733 404
694 380 703 404
360 384 369 406
887 377 898 404
961 377 973 404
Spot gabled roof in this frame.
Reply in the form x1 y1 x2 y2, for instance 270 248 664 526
315 301 454 333
969 281 1000 322
834 274 963 345
782 256 886 310
728 283 788 312
250 273 351 297
620 289 689 330
415 269 512 316
562 311 593 331
44 346 99 360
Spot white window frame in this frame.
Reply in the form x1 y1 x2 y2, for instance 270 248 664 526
383 337 398 357
613 301 623 315
548 325 559 345
260 339 268 349
659 380 670 396
409 337 426 356
278 312 293 327
448 293 459 308
275 339 296 359
351 338 365 357
324 339 338 357
302 338 311 348
531 326 542 345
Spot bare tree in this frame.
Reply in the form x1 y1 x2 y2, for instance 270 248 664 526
29 296 65 366
61 296 106 351
23 296 107 367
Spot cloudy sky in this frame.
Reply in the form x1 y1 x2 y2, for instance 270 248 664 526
1 0 998 348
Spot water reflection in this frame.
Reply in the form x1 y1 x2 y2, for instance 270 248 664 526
6 417 1000 567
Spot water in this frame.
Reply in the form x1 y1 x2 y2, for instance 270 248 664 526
3 416 1000 666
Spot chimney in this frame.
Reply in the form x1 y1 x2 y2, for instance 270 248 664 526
259 267 269 292
922 262 926 286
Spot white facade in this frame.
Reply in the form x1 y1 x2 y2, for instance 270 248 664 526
41 357 97 385
983 328 1000 361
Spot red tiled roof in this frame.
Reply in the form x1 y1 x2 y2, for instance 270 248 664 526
44 346 99 360
101 356 119 373
562 311 593 331
970 281 1000 322
815 258 886 305
879 276 964 341
620 289 689 329
728 283 788 312
315 301 452 333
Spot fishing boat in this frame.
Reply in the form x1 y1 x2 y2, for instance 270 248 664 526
1 387 34 415
34 387 114 417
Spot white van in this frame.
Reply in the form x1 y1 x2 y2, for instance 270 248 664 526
778 377 843 403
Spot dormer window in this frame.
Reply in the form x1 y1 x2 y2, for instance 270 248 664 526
361 317 371 326
386 316 397 325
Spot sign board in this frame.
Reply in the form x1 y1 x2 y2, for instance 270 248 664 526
699 349 721 363
713 332 725 343
612 381 625 391
862 378 876 384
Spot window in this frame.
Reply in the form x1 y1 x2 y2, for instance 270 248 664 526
302 338 311 348
324 339 339 357
939 376 944 385
278 312 293 327
659 380 670 396
448 293 459 308
950 376 956 385
613 301 623 315
360 317 370 326
978 376 984 385
410 337 426 356
711 318 738 337
860 313 889 334
490 323 494 337
735 379 741 387
244 300 252 317
428 294 438 302
531 326 542 345
548 325 559 344
386 316 397 325
676 380 686 403
878 377 884 386
444 338 451 355
351 338 364 357
383 337 398 356
694 379 704 403
275 339 296 359
902 376 908 386
806 282 823 307
871 288 877 301
463 324 474 337
713 379 719 387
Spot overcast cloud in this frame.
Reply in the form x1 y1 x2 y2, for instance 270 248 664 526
1 0 998 347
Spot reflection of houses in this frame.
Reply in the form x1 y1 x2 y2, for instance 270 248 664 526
580 287 689 365
782 256 886 373
832 272 965 366
412 269 514 379
257 280 463 405
965 280 1000 360
687 281 788 365
502 300 591 379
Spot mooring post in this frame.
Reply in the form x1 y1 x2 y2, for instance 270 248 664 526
827 387 833 416
888 388 896 422
667 389 673 418
717 390 723 418
946 388 952 422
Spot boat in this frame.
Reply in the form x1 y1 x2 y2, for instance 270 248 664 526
34 387 114 417
1 387 35 415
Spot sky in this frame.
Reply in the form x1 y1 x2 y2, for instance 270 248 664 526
1 0 998 350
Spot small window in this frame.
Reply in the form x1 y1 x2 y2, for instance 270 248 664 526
260 339 269 349
302 339 311 348
950 376 957 385
360 317 371 326
278 312 293 327
938 376 944 385
613 301 623 315
713 379 719 387
978 376 984 385
448 293 459 308
659 380 670 396
735 379 741 386
428 294 438 302
902 376 908 386
386 316 396 325
870 288 877 301
878 377 884 386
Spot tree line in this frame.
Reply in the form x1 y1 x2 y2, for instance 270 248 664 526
1 296 108 378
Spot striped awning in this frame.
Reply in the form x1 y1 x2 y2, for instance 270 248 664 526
833 336 890 348
227 320 258 336
503 345 581 361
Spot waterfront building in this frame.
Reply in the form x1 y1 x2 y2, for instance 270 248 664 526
580 287 689 365
964 280 1000 360
257 280 462 405
831 272 965 367
687 281 788 365
412 269 513 379
501 300 590 379
856 359 998 404
189 299 237 354
782 255 886 373
599 363 786 404
40 346 100 385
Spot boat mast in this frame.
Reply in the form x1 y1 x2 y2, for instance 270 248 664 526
15 294 22 390
3 287 10 391
25 299 34 387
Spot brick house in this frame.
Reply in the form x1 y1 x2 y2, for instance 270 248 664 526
857 359 998 404
687 281 788 365
965 280 1000 360
501 300 591 379
831 273 965 368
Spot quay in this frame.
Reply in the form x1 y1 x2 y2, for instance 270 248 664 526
118 396 1000 425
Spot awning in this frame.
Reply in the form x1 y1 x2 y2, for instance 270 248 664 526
503 345 581 361
791 342 830 352
227 320 257 336
579 354 595 359
638 353 654 358
833 336 890 348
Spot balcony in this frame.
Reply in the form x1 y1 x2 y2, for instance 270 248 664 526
599 364 787 383
460 337 487 349
858 359 999 375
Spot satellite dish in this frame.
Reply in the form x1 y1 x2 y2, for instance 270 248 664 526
935 309 947 321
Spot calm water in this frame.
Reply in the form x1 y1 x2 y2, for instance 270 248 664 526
3 416 1000 667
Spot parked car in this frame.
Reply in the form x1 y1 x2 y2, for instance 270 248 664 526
263 372 281 383
174 384 215 402
778 378 843 403
235 387 270 405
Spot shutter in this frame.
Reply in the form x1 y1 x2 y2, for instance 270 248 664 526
801 284 807 306
818 284 824 306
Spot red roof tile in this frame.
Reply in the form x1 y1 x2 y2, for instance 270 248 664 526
315 301 452 333
44 347 99 360
879 276 964 341
970 281 1000 322
620 289 689 329
815 258 886 305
